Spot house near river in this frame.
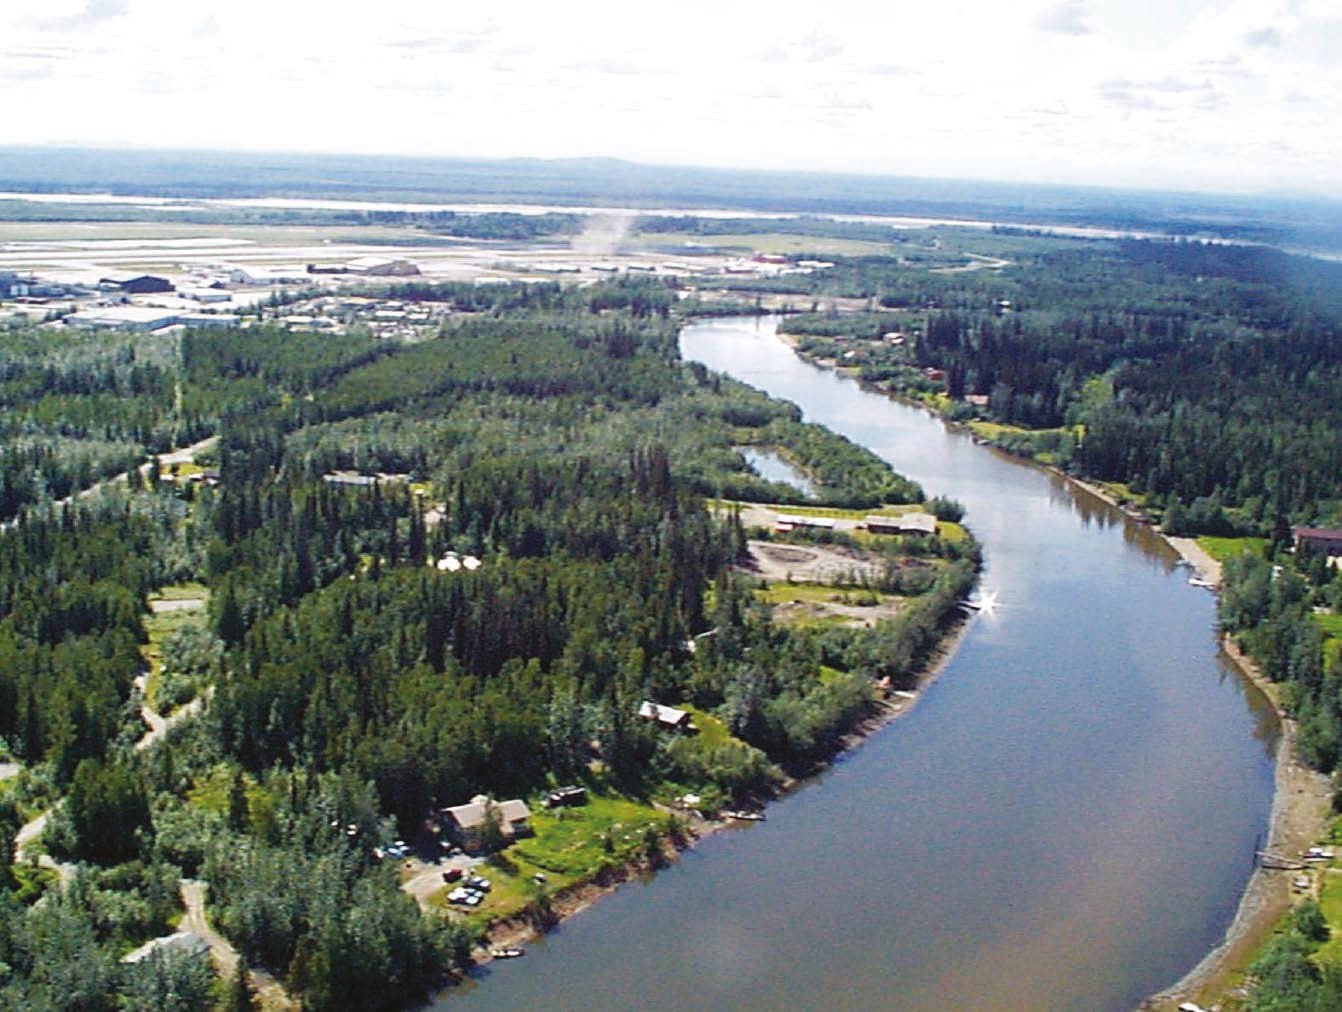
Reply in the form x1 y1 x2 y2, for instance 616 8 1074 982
440 795 532 852
1293 526 1342 558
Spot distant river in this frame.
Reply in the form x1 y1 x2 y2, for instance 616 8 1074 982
440 315 1276 1011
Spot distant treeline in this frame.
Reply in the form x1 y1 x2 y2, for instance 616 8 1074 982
779 237 1342 532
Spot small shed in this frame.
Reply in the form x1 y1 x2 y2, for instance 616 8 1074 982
546 785 588 808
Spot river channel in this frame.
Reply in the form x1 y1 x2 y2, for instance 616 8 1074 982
442 315 1276 1011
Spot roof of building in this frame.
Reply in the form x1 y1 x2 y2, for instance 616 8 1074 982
775 513 836 529
1294 527 1342 541
896 512 939 534
639 700 690 726
67 306 180 329
121 931 210 964
443 795 531 830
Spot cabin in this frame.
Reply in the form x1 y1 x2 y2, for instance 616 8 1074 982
1293 527 1342 558
638 700 694 731
441 795 532 852
866 512 938 536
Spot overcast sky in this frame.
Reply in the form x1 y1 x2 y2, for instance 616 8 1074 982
3 0 1339 196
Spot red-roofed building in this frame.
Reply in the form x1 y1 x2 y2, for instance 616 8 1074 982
1293 527 1342 557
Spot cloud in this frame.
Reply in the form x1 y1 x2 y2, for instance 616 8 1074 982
801 30 843 63
1095 84 1160 111
1196 55 1254 79
865 63 917 77
31 0 128 32
1034 1 1091 36
1242 26 1282 47
565 58 656 76
387 32 493 55
0 54 57 83
822 92 872 111
753 30 843 67
1101 75 1204 94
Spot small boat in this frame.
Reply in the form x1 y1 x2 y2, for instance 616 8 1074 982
723 810 766 822
490 947 525 959
1188 577 1215 589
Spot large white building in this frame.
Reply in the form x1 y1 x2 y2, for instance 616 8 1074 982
346 256 421 277
66 306 180 331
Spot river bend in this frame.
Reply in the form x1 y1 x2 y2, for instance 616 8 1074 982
442 315 1275 1011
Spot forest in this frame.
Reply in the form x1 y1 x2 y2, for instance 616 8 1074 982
0 278 972 1009
768 236 1342 532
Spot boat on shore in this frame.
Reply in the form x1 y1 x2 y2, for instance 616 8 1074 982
490 947 525 959
723 810 766 822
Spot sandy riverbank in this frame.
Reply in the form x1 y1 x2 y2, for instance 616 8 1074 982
1145 635 1332 1010
772 327 1334 1009
1058 473 1334 1010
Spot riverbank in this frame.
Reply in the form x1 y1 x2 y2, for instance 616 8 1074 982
774 331 1327 1010
1145 637 1332 1009
1014 460 1334 1008
459 610 976 976
1017 464 1340 1008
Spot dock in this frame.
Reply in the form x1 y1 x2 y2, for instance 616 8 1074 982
1257 851 1307 871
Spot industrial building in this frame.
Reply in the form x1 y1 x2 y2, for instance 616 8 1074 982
99 275 174 294
66 306 180 331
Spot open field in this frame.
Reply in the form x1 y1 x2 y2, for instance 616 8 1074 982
638 231 894 257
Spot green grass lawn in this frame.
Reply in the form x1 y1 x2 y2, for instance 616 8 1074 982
637 231 894 257
442 794 676 932
149 582 210 602
678 704 733 747
1313 868 1342 968
142 584 211 704
708 498 933 521
754 583 881 606
1314 612 1342 640
1197 536 1268 563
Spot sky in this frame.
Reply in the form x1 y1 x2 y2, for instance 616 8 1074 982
2 0 1340 196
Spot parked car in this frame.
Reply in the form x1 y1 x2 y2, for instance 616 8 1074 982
443 867 464 883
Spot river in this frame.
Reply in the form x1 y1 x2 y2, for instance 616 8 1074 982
440 315 1276 1011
